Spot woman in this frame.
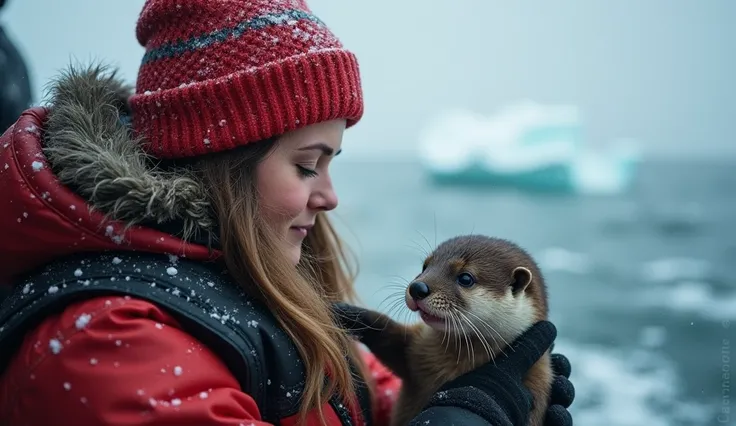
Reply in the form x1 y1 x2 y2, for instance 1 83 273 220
0 0 575 425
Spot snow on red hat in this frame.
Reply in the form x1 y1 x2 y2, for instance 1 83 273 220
129 0 363 159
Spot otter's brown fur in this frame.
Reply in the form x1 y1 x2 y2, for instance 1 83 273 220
354 235 553 426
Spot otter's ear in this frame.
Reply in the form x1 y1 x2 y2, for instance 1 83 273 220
511 266 533 294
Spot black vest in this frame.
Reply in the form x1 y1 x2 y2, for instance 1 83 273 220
0 251 372 426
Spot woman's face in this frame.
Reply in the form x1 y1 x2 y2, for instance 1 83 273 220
256 119 346 266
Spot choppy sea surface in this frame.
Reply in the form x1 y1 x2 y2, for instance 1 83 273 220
330 158 736 426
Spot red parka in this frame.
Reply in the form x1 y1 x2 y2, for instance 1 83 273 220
0 66 401 425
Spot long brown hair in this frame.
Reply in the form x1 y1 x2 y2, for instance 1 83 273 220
193 139 367 425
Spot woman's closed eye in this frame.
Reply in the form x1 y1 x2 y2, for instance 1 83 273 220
296 164 318 178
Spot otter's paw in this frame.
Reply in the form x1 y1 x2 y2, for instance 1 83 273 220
330 302 374 338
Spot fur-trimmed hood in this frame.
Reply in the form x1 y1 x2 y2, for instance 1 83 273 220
0 64 219 283
43 64 214 236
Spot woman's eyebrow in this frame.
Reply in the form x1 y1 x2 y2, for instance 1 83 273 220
298 143 341 156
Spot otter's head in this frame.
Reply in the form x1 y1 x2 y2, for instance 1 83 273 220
405 235 548 343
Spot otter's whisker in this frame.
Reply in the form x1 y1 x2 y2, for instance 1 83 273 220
378 290 408 311
458 311 493 364
415 230 434 258
463 312 503 356
464 311 510 365
440 314 450 347
445 312 456 356
382 299 408 322
447 312 461 356
370 281 407 300
378 296 408 315
453 311 471 365
465 310 512 350
381 284 409 292
456 311 478 365
404 239 429 259
401 309 416 341
386 275 410 285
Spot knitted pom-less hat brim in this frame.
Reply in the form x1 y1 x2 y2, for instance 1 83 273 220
130 48 362 159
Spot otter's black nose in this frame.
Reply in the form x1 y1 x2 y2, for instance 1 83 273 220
409 281 431 300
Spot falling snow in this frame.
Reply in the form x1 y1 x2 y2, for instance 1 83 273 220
75 313 92 330
31 161 44 172
173 366 183 376
63 382 71 391
166 267 178 276
74 268 83 277
49 339 63 354
104 225 124 245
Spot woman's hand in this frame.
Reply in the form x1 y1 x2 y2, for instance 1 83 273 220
544 347 575 426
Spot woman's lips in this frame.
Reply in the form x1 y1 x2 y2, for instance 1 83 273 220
290 226 308 237
290 224 313 237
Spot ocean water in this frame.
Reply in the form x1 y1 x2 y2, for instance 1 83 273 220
330 158 736 426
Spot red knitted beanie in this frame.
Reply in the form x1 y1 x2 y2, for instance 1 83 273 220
129 0 363 159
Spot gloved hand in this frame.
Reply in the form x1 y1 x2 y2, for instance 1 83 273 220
544 345 575 426
421 320 557 425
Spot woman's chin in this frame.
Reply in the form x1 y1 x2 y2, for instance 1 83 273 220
288 244 302 266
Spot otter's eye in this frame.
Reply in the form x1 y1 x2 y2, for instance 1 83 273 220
456 272 475 287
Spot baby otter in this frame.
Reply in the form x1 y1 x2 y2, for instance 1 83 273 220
350 235 553 426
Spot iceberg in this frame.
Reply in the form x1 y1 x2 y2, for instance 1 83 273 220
417 101 641 194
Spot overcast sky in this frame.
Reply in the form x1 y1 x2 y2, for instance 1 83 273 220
2 0 734 160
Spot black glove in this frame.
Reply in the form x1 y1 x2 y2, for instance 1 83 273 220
418 320 557 425
544 345 575 426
